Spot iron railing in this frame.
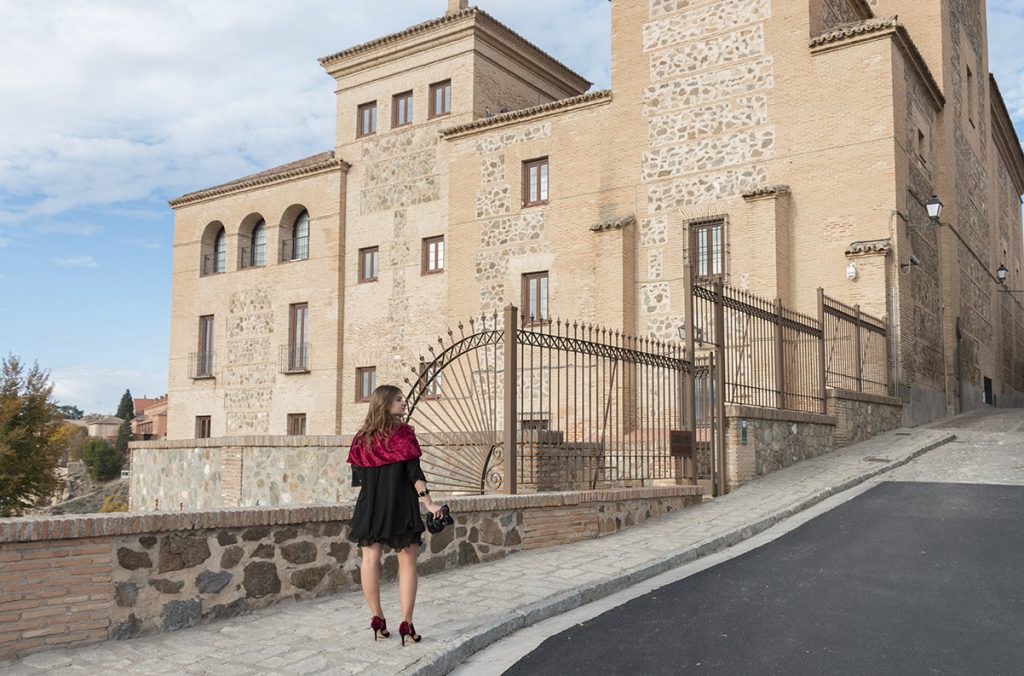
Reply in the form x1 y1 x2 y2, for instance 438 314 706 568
201 253 225 276
693 281 825 414
240 245 266 269
280 343 310 373
280 237 309 262
189 351 214 379
403 308 710 496
820 291 889 396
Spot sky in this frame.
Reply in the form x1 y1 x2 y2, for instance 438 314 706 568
0 0 1022 415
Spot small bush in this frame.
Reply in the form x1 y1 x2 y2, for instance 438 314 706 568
81 438 124 481
100 495 128 513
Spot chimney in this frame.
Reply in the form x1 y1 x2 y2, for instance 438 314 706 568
447 0 468 14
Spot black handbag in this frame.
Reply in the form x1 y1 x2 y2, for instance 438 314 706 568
426 504 454 534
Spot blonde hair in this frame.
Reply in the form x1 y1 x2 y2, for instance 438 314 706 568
356 384 404 445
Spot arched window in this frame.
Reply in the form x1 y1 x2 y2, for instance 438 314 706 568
291 211 309 261
250 219 266 267
213 227 226 273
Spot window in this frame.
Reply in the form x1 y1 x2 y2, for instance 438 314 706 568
429 80 451 118
419 363 442 399
692 219 725 279
250 219 266 268
356 367 377 402
212 227 227 274
287 413 307 436
522 272 549 324
422 236 444 274
523 158 549 207
358 246 379 283
195 416 211 439
288 303 309 372
917 129 927 165
288 210 309 261
393 91 413 128
195 315 214 377
357 101 377 137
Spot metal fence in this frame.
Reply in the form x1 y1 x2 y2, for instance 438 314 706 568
405 285 887 497
693 281 826 414
404 308 708 496
820 290 889 396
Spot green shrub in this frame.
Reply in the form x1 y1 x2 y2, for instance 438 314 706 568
81 437 123 481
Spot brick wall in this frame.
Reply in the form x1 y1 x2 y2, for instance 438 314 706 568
0 539 112 654
0 485 702 660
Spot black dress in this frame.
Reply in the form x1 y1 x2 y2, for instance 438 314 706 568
347 458 426 550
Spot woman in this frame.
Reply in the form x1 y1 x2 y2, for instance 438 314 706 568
346 384 443 646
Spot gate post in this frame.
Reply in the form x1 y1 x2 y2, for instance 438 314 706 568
854 304 863 393
774 297 785 410
713 280 728 495
817 288 828 414
502 304 518 495
682 259 697 485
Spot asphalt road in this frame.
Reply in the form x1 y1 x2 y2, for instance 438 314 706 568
505 481 1024 675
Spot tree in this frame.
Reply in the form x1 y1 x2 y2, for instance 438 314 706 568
81 437 123 481
115 390 134 422
55 404 84 420
0 354 62 517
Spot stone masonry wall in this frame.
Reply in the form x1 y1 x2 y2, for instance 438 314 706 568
724 405 836 490
825 387 903 447
638 0 775 347
0 486 702 659
129 437 360 512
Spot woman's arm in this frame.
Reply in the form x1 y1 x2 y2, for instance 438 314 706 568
406 458 441 518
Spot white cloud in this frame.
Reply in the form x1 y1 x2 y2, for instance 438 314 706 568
127 238 162 249
52 255 99 268
0 1 609 236
50 363 167 414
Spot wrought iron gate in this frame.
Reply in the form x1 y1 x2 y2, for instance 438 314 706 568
404 306 723 496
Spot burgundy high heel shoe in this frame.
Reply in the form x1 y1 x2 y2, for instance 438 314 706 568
371 616 390 640
399 621 421 646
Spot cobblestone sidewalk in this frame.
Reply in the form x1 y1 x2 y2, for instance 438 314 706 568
1 427 954 676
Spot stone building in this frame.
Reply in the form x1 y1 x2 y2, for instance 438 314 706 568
164 0 1024 440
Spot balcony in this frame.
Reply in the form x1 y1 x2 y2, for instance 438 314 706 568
189 351 215 379
201 253 226 277
239 245 266 270
280 343 310 374
280 237 309 263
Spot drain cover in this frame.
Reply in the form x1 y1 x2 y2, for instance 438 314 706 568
894 432 911 436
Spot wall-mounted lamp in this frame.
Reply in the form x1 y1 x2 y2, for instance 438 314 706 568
678 322 705 345
899 254 921 271
995 263 1024 293
907 195 944 234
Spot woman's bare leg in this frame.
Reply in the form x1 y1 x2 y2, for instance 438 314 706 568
360 544 384 618
397 544 419 623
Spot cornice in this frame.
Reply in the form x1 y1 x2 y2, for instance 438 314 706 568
810 17 944 111
168 152 349 209
441 90 612 139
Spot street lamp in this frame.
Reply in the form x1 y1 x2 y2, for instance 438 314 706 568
995 264 1023 293
997 264 1009 284
908 195 944 234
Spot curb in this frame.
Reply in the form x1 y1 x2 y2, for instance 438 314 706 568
408 432 956 675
